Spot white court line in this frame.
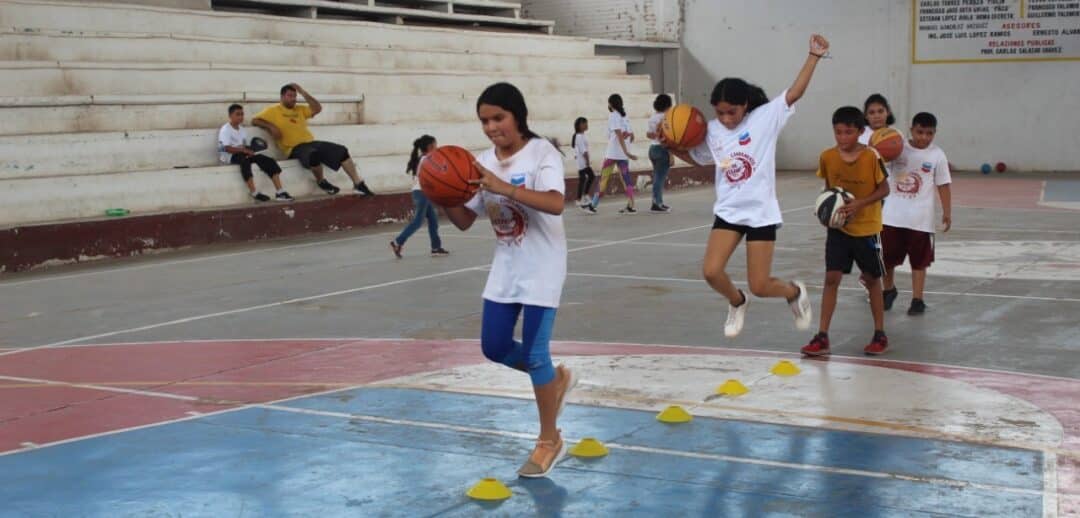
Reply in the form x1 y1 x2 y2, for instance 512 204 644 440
256 403 1049 499
565 272 1080 303
0 378 367 459
0 374 199 402
8 205 811 353
1044 451 1059 518
0 230 400 288
782 221 1080 235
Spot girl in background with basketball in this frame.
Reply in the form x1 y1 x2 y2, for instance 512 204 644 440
646 94 674 213
589 93 638 213
571 117 597 213
859 93 901 147
663 34 830 337
442 82 577 479
390 135 450 258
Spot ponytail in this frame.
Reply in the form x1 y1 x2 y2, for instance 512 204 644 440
571 116 587 149
406 134 436 175
607 94 626 117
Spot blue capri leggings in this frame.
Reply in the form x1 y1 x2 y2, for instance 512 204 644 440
480 299 557 386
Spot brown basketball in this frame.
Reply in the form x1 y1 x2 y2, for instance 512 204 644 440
419 145 480 207
661 104 708 150
870 127 904 161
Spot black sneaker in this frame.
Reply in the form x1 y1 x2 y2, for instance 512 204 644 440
431 248 450 257
649 203 670 213
274 191 294 202
389 240 403 259
661 204 671 211
355 181 375 196
585 204 597 214
883 288 898 311
252 192 271 202
318 179 340 195
908 298 926 315
619 205 637 214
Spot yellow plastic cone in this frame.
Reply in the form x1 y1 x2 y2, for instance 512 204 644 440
770 360 800 377
656 405 693 423
570 437 609 458
716 379 749 396
466 478 512 501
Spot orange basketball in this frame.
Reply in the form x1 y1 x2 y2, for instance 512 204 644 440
661 103 707 150
870 127 904 161
419 145 480 207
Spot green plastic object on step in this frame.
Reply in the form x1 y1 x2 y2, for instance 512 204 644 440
105 208 130 217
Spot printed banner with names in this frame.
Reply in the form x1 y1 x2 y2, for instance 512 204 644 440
914 0 1080 62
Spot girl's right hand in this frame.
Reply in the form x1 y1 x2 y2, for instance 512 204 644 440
810 34 830 56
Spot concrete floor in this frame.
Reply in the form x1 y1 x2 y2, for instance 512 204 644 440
0 172 1078 516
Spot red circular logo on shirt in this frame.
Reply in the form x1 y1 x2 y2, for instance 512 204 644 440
895 172 922 198
486 200 528 246
722 152 756 184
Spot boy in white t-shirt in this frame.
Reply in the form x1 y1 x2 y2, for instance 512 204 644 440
218 104 292 202
880 112 953 315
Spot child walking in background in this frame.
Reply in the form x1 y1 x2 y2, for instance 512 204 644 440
880 112 952 315
664 35 830 338
390 135 450 258
646 94 674 213
572 117 597 214
218 104 293 203
441 82 577 479
590 93 638 213
801 106 891 357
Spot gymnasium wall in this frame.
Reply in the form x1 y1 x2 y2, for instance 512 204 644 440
521 0 680 41
681 0 1080 172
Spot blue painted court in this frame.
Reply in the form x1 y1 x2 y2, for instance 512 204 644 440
0 387 1045 517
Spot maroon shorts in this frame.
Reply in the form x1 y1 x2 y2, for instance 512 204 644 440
881 225 934 270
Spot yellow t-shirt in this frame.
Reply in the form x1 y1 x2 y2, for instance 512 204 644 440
816 146 888 237
253 103 314 157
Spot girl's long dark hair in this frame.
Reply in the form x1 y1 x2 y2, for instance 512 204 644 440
710 78 768 112
863 93 896 126
476 82 539 140
571 117 587 148
608 93 626 117
406 134 436 175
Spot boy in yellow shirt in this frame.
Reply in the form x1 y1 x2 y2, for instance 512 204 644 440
801 106 891 356
253 83 374 196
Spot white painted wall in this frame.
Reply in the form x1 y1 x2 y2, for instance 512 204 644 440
521 0 680 41
680 0 1080 172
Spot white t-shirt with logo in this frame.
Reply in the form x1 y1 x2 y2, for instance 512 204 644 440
647 111 665 146
217 123 248 164
573 133 589 170
465 138 567 308
605 112 633 160
687 90 795 227
882 142 952 233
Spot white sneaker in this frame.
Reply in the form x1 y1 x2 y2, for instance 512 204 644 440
724 291 749 337
789 281 812 330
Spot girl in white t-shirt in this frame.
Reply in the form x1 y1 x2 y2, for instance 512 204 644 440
390 134 449 258
571 117 597 213
664 34 831 338
858 93 901 145
442 82 577 480
590 94 639 213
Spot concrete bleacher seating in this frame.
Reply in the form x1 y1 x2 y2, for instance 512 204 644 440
0 0 663 227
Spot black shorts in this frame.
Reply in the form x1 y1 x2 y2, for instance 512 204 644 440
712 216 777 242
289 140 350 171
826 228 884 278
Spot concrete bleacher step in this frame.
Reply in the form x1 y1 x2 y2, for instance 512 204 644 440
0 94 363 136
0 61 653 97
0 117 655 179
211 0 553 33
0 92 658 136
0 30 625 76
1 0 589 57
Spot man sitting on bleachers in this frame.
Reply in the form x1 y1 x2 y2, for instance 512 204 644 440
252 83 375 196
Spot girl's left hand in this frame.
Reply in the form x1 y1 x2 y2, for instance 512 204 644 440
469 161 513 197
810 34 830 56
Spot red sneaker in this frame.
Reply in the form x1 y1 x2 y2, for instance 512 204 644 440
800 333 830 356
863 331 889 355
